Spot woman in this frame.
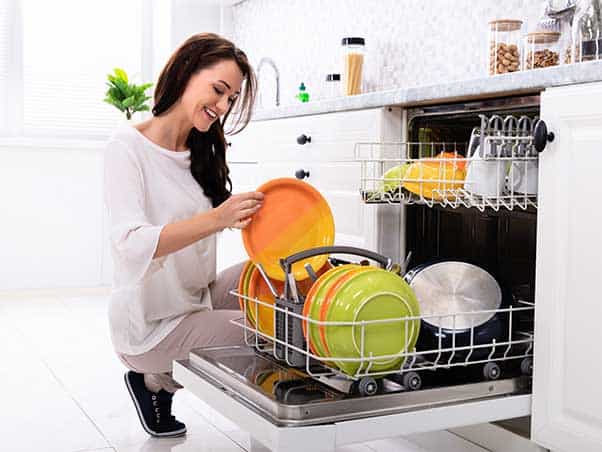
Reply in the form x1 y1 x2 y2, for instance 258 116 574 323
103 33 263 438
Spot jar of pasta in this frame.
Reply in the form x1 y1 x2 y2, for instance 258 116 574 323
341 37 365 95
488 19 523 75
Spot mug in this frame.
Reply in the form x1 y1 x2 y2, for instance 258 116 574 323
465 145 506 197
507 159 538 195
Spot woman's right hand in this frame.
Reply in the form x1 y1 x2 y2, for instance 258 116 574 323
213 191 264 230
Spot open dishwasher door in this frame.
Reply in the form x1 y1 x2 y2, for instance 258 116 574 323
174 346 531 452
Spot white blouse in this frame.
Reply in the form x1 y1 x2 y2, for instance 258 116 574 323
103 124 216 355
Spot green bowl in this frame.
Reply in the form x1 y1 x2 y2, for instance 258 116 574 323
324 269 420 376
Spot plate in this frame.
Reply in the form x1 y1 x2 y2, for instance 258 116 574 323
318 266 373 358
322 269 421 376
247 265 319 339
402 160 466 201
238 260 256 327
242 178 335 281
247 268 284 338
302 264 360 360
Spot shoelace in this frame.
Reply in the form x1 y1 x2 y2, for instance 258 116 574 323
152 393 176 424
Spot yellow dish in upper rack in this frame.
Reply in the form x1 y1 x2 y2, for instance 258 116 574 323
402 159 466 201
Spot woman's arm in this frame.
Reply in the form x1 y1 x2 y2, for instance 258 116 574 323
153 191 264 258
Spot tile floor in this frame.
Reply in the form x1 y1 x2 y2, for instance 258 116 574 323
0 290 489 452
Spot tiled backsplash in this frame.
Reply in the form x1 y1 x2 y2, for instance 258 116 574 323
232 0 543 106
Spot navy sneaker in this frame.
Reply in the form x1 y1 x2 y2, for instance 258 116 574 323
124 371 187 438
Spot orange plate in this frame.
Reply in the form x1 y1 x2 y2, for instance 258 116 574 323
237 260 256 327
247 262 326 340
318 266 373 357
242 178 335 281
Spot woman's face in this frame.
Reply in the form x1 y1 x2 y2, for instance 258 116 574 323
180 59 244 132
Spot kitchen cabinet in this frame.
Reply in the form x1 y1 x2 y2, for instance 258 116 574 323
531 81 602 452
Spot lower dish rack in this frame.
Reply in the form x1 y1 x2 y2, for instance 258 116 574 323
231 246 534 397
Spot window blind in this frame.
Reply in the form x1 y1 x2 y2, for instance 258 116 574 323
22 0 144 139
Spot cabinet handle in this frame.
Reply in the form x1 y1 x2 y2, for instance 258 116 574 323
533 120 554 153
296 134 311 145
295 169 310 180
227 142 232 147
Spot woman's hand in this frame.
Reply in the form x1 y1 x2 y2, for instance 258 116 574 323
213 191 264 230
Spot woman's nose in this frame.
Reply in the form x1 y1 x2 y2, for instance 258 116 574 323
216 96 229 114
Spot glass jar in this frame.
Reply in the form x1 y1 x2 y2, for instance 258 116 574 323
488 19 523 75
523 32 562 69
572 0 602 62
324 73 341 99
341 37 365 95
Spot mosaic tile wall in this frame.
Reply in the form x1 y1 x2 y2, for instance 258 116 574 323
232 0 543 106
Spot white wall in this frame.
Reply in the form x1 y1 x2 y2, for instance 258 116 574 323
0 143 106 289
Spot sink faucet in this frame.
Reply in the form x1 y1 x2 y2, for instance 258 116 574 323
256 57 280 107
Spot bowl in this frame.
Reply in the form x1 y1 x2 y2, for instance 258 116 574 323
321 269 420 376
406 261 511 362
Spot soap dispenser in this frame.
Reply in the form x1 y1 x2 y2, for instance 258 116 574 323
296 82 310 102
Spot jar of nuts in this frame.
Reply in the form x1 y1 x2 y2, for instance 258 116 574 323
488 19 523 75
523 32 561 70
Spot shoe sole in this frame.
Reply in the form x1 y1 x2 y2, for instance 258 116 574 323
124 373 187 438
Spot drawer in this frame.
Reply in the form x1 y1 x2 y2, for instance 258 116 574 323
225 121 265 163
228 162 259 191
227 107 401 164
259 108 383 162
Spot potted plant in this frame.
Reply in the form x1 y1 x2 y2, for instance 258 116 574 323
104 68 152 120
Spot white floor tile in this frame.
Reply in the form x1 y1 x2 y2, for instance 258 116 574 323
114 432 245 451
3 356 109 452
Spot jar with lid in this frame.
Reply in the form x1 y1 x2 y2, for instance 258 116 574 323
523 32 562 69
324 73 341 99
341 37 365 95
488 20 523 75
572 0 602 62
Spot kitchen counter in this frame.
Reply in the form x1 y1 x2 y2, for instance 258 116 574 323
252 60 602 121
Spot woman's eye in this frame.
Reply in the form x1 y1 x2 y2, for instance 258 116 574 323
213 87 224 95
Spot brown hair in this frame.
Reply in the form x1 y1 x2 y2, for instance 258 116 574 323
152 33 256 207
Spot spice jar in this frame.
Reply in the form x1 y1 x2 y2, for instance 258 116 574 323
324 73 341 99
341 37 365 95
523 32 561 69
488 19 523 75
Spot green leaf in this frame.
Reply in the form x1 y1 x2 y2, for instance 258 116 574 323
122 95 136 108
114 68 128 82
104 97 125 112
135 105 150 112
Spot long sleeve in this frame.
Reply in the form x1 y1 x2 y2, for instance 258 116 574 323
103 139 165 286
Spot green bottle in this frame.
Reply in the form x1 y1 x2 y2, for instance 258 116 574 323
296 82 310 103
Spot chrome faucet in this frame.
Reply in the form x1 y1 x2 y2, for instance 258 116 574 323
256 57 280 107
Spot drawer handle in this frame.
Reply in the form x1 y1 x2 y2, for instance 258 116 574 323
227 142 232 147
295 169 310 180
296 134 311 145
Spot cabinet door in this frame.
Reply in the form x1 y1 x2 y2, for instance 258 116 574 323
532 82 602 452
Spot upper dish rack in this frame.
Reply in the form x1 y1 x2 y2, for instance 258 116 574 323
356 114 554 212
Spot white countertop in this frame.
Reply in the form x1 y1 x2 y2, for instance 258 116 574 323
252 61 602 121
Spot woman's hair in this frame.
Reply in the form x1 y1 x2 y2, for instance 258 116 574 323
152 33 256 207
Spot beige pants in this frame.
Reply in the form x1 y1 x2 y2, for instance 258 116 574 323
118 261 246 392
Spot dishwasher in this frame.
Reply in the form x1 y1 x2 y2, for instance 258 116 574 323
174 95 553 452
